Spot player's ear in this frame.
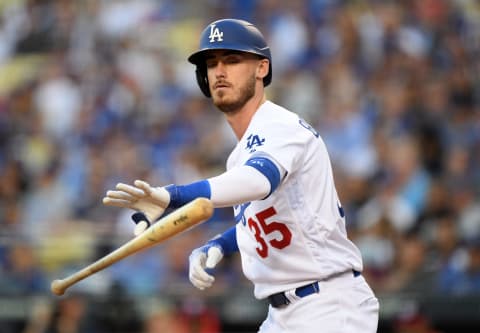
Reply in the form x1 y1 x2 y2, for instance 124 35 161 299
256 58 270 81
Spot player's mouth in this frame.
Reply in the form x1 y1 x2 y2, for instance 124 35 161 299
214 81 231 90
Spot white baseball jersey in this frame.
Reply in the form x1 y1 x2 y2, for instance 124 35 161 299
228 101 363 299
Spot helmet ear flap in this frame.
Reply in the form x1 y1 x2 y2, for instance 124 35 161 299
195 66 211 97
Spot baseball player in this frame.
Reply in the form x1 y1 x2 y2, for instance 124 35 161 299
103 19 379 333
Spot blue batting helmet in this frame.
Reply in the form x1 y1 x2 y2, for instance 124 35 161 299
188 19 272 97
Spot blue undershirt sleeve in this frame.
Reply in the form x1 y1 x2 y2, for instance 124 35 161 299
208 226 238 255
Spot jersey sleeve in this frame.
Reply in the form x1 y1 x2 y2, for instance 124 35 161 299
245 115 311 175
208 165 271 207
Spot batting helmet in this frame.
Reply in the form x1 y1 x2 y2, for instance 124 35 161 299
188 19 272 97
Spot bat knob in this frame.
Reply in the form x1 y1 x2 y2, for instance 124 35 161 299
51 279 66 296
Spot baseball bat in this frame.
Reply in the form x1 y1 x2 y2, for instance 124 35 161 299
51 197 214 296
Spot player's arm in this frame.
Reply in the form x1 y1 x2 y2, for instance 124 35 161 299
209 153 284 206
103 154 285 233
166 153 284 208
168 164 271 209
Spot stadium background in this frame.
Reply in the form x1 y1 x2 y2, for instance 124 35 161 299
0 0 479 332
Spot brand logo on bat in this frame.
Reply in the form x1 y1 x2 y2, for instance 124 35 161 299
173 214 189 226
209 24 223 42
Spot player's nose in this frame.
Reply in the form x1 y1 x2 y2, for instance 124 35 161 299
214 61 227 78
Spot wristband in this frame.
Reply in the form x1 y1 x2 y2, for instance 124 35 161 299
207 226 238 256
165 180 211 209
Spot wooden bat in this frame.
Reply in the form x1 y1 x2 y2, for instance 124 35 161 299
51 197 214 296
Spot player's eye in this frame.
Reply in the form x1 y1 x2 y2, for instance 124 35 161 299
225 56 241 64
206 59 218 68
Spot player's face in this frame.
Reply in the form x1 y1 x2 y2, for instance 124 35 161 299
205 50 264 113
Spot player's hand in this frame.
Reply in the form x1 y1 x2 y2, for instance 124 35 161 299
189 241 224 290
103 180 170 235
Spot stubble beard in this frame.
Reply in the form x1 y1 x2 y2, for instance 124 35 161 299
212 74 256 114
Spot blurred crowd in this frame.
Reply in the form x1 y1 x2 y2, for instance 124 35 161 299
0 0 479 332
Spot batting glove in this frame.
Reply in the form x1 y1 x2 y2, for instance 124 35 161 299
103 180 171 236
189 239 224 290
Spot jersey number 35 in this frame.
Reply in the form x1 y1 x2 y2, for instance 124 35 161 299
248 207 292 258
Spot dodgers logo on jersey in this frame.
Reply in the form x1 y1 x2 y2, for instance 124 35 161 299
246 134 265 153
208 24 223 42
234 202 251 225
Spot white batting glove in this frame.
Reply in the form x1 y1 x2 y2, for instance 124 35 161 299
103 180 170 235
189 242 224 290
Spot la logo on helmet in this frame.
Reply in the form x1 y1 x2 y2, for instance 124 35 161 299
208 24 223 42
